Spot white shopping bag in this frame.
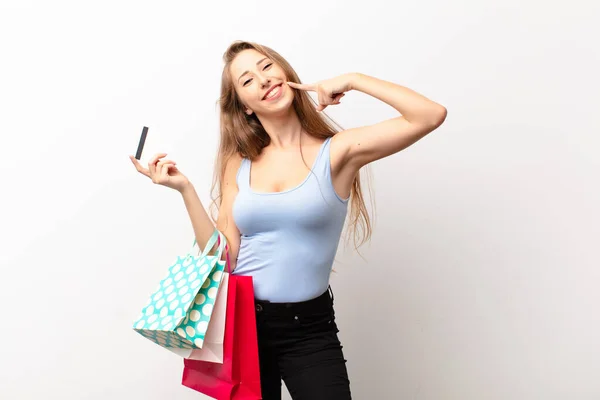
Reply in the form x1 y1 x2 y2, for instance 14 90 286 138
167 273 228 363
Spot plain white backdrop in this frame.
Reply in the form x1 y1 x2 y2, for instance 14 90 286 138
1 0 598 399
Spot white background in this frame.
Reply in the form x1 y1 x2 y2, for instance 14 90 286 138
1 0 598 399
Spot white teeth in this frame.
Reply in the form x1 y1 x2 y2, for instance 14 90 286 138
265 86 280 99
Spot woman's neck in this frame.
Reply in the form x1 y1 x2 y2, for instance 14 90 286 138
256 108 306 149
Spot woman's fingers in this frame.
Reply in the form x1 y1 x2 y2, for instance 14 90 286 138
129 154 177 181
154 160 176 183
315 90 345 111
159 163 170 183
157 159 177 167
148 153 168 177
129 155 151 178
332 93 345 105
286 81 317 92
318 90 327 107
152 162 172 184
130 153 183 191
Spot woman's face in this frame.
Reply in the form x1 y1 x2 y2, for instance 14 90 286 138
230 49 294 116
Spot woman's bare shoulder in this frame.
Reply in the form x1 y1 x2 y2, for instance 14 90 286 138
223 152 244 187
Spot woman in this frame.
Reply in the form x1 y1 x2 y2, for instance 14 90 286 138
130 40 446 400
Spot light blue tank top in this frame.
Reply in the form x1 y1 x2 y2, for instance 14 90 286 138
231 137 349 302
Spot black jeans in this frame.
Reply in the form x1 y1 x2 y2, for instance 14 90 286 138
254 287 352 400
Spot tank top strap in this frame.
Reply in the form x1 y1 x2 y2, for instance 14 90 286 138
312 136 333 178
236 157 251 191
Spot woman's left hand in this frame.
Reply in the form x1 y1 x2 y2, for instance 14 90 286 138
286 73 356 112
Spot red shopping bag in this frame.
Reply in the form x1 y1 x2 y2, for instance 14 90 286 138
182 245 261 399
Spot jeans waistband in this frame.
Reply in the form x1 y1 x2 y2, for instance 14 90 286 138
254 286 334 314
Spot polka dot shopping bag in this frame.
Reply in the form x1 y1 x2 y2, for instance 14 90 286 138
133 229 227 354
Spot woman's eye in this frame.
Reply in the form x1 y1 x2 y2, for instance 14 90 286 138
242 63 271 86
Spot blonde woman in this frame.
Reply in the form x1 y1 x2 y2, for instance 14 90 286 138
130 40 447 400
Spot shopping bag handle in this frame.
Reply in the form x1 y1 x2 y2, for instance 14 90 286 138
192 229 220 258
217 235 232 274
213 231 227 260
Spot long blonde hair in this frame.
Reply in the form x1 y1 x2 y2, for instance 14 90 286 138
210 40 374 250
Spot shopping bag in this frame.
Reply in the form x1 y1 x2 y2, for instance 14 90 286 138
181 246 262 399
169 272 228 363
132 229 227 354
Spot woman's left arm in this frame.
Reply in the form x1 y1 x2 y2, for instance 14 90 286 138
334 72 447 170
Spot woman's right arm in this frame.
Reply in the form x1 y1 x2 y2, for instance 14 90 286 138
179 154 242 270
129 151 241 268
214 154 242 270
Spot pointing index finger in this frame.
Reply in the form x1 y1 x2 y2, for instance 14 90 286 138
286 81 316 92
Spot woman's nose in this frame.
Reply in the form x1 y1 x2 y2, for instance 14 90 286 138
259 75 271 87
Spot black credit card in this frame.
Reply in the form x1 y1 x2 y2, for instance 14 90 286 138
135 126 148 160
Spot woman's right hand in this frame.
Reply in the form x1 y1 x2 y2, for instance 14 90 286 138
129 153 190 192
